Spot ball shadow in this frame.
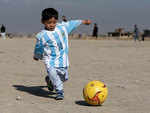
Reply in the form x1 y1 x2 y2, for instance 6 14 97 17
75 100 92 106
75 100 103 107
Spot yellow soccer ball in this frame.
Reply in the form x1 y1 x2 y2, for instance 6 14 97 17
83 80 108 105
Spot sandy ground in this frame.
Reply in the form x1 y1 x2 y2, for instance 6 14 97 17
0 38 150 113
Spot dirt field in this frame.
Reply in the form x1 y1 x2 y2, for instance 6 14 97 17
0 38 150 113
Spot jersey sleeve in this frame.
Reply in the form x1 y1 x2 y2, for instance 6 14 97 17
64 20 82 34
33 34 44 60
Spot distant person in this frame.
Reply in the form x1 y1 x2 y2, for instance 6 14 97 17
142 34 145 41
0 24 6 39
133 24 140 41
62 16 67 23
92 23 98 39
33 8 91 100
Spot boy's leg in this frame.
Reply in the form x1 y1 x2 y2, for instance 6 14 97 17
65 70 68 81
45 76 54 91
64 67 69 81
47 67 64 100
55 68 68 100
47 67 63 91
56 67 68 82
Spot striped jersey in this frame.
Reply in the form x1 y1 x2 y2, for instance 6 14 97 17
34 20 82 68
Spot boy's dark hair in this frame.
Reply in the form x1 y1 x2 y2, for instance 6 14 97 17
41 8 58 22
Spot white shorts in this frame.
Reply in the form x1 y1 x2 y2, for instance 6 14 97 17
1 33 6 39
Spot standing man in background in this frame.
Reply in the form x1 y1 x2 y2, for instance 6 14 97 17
92 23 98 39
0 24 6 39
133 24 140 41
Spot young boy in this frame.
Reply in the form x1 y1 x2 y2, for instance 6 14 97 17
33 8 91 100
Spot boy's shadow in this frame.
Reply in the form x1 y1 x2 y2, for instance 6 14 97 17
13 85 56 99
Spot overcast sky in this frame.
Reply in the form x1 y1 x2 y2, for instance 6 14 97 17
0 0 150 34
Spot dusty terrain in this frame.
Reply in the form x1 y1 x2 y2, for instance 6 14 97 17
0 38 150 113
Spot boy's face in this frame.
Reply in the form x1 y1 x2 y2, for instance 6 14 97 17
43 17 58 31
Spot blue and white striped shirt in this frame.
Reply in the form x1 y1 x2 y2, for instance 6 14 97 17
34 20 82 68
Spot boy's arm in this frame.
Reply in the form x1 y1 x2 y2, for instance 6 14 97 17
64 20 91 34
33 37 44 61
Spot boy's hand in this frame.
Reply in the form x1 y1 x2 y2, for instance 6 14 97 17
33 56 39 61
82 20 91 25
